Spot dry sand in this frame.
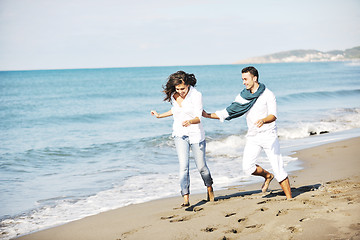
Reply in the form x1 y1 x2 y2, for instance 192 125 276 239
15 137 360 240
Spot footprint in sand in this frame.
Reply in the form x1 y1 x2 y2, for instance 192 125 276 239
299 217 310 222
245 224 264 229
288 226 302 233
346 196 354 202
170 216 191 222
225 228 239 234
160 215 178 220
302 199 320 206
349 223 360 231
225 212 236 217
193 206 203 212
276 209 288 216
202 227 217 232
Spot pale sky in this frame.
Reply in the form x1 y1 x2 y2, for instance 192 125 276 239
0 0 359 70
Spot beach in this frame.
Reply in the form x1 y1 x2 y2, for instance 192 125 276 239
14 136 360 240
1 63 360 239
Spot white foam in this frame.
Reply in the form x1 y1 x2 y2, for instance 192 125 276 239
206 135 246 158
1 145 300 240
0 173 177 240
278 108 360 140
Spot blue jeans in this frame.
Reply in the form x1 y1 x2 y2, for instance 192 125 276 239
174 136 213 196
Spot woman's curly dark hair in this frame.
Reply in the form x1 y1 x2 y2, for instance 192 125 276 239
163 71 197 102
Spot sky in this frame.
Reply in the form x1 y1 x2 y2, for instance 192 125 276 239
0 0 359 71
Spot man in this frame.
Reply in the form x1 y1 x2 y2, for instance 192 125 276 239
203 66 292 199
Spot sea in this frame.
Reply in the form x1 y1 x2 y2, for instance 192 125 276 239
1 61 360 239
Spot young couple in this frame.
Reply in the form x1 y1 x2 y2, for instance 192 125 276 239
151 67 292 207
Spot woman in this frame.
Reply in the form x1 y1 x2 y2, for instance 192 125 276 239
151 71 214 206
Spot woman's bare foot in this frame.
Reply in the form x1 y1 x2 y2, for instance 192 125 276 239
182 194 190 206
261 173 274 193
207 186 215 201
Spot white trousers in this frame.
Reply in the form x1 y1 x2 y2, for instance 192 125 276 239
243 131 288 182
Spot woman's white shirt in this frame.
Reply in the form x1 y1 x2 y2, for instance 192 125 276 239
171 86 205 144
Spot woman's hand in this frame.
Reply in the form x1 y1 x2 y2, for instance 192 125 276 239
182 117 199 127
150 110 159 118
255 119 265 128
255 115 276 128
202 110 209 118
182 120 192 127
150 109 173 119
202 110 219 120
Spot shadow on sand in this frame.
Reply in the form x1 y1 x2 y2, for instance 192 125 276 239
187 183 322 209
263 183 322 198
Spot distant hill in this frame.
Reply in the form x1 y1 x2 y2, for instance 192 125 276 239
234 46 360 64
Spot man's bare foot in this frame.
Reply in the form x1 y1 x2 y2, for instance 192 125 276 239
207 186 215 202
261 173 274 193
279 177 293 199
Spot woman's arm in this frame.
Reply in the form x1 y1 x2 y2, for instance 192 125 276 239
150 110 173 118
255 114 277 128
182 117 200 127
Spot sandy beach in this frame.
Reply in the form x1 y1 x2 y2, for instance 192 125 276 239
15 137 360 240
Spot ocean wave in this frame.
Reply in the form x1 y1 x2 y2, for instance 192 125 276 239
278 108 360 139
204 108 360 143
278 89 360 103
345 60 360 66
206 135 246 158
0 171 191 240
143 134 175 149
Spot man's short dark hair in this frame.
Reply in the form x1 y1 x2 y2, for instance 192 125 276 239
242 66 259 81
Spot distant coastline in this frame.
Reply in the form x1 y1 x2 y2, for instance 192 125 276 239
234 46 360 64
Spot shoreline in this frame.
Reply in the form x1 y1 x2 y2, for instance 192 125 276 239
14 136 360 240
